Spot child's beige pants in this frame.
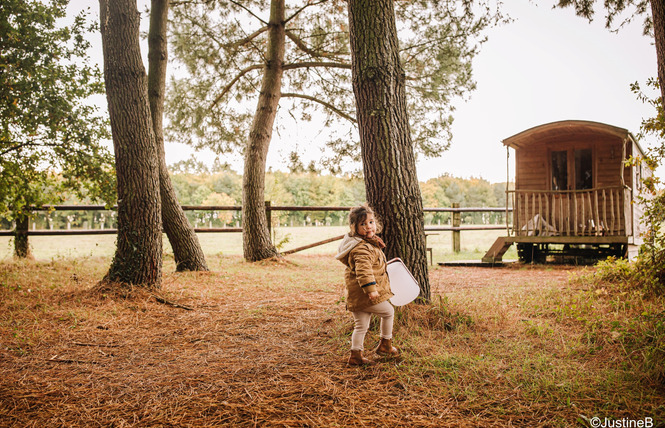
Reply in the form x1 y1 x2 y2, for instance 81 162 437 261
350 300 394 351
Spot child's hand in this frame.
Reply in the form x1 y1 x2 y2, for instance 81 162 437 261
368 291 380 302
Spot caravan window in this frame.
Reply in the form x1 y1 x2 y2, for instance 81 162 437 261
574 149 592 189
551 151 567 190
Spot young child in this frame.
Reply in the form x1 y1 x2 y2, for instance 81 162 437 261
335 204 399 365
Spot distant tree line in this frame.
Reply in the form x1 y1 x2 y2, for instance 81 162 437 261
156 162 513 227
0 162 512 230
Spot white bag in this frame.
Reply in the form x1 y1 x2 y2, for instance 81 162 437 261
386 258 420 306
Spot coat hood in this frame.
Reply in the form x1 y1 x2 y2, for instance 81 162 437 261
335 233 363 262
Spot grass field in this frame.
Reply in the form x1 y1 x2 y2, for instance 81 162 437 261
0 226 517 263
0 255 663 426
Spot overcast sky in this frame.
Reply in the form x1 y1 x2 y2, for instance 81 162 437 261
419 1 659 183
70 0 660 183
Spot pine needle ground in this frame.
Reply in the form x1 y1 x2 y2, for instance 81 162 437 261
0 255 663 427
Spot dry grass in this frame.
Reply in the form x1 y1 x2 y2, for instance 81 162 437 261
1 256 663 427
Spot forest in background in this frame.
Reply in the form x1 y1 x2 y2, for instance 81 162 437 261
0 160 513 231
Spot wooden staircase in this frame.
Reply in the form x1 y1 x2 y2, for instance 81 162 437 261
482 237 514 263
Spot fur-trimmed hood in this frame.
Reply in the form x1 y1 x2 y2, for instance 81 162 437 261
335 233 362 262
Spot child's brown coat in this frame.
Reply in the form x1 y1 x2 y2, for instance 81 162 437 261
338 240 394 312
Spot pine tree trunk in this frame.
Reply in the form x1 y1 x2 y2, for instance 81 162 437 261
13 214 31 259
99 0 163 288
347 0 431 301
148 0 208 272
650 0 665 108
242 0 284 261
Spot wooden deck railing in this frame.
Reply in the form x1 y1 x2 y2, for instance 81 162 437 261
508 186 631 237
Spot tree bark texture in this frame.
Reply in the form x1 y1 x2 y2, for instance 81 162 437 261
148 0 208 272
347 0 431 300
13 214 31 259
650 0 665 108
99 0 163 288
242 0 284 261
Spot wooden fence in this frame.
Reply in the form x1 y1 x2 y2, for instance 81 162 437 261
0 203 512 253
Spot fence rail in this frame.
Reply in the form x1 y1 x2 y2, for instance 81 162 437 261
1 204 513 253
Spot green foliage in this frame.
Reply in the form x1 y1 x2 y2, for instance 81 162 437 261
567 266 665 386
629 78 665 292
169 167 369 227
575 255 663 296
556 0 653 35
592 257 636 284
422 174 506 224
0 0 115 221
395 0 506 156
164 165 511 229
166 0 504 171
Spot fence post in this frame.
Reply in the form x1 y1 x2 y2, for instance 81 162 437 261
452 202 461 253
265 200 272 241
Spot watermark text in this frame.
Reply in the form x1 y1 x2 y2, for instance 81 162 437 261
589 417 653 428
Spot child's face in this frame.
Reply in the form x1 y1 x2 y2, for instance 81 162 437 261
356 213 377 238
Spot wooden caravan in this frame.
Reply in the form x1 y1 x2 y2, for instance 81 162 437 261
484 120 651 263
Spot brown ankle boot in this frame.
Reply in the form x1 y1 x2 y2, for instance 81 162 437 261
348 350 371 366
374 338 399 357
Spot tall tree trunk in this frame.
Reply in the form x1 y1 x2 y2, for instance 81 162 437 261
99 0 163 288
347 0 431 301
148 0 208 271
650 0 665 108
242 0 284 261
13 214 31 259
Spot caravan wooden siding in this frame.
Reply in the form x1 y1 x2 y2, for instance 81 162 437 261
515 150 548 190
515 137 627 191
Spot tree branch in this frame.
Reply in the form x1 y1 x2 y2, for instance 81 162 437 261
234 19 268 62
169 0 209 6
171 0 217 6
170 0 207 6
209 63 264 108
1 140 64 157
172 4 268 50
151 293 194 310
179 12 226 51
285 29 343 61
282 61 351 70
281 92 356 123
226 25 269 49
285 0 329 24
229 0 267 26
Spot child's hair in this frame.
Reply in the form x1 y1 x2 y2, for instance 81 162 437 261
348 203 383 236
